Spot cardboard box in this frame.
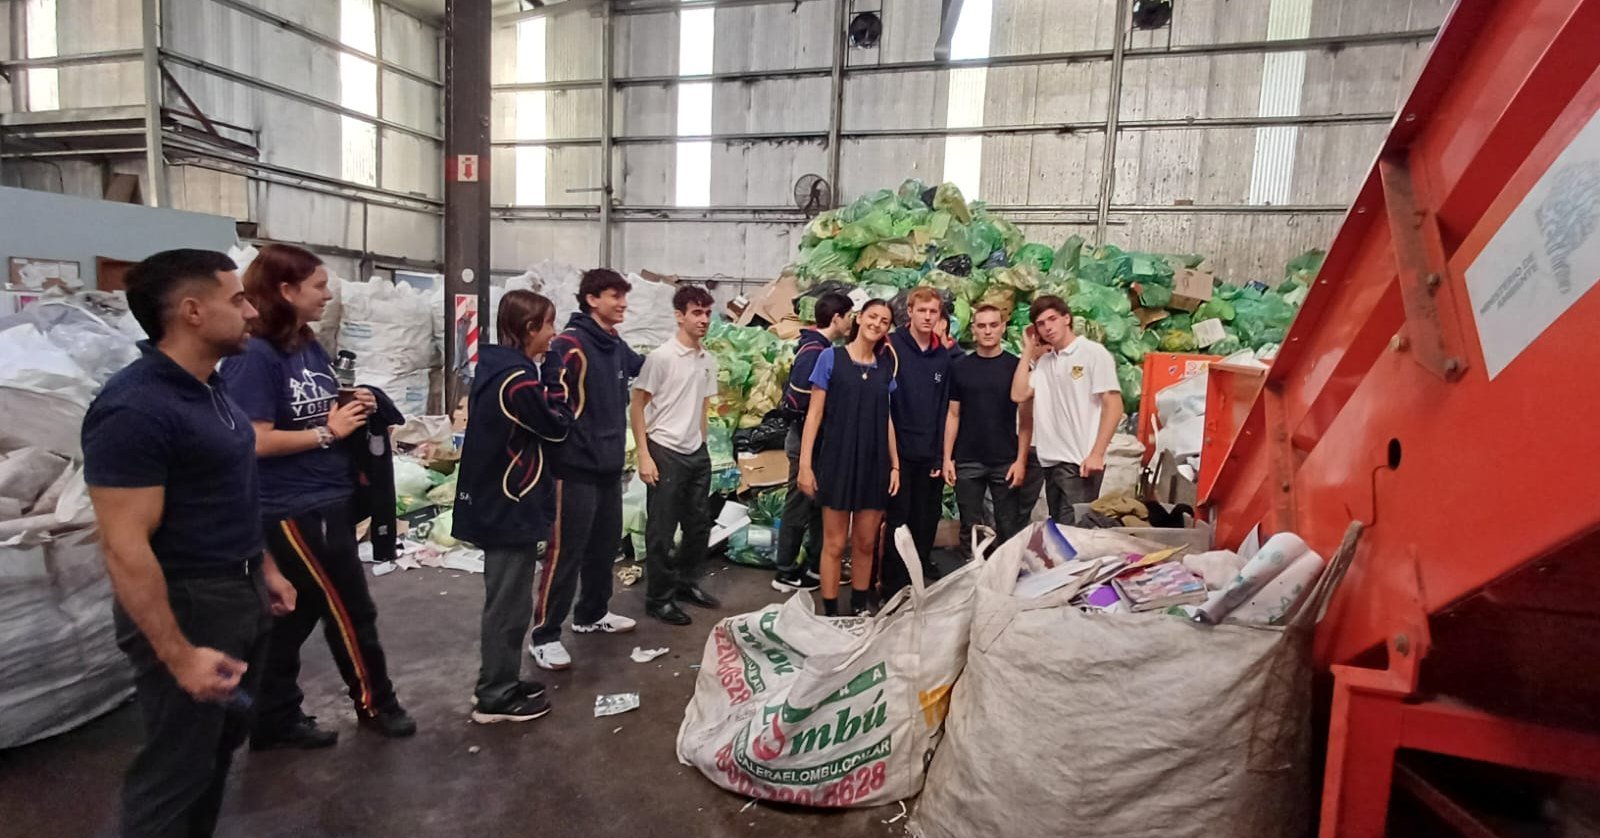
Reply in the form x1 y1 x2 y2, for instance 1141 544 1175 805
1168 268 1215 313
934 519 960 549
737 275 801 328
1134 306 1170 328
771 317 804 341
736 449 790 492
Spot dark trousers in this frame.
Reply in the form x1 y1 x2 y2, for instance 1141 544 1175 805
644 440 713 608
259 502 398 730
1043 462 1104 524
954 459 1033 550
477 544 540 707
531 476 623 644
774 426 821 575
114 574 271 838
880 464 944 598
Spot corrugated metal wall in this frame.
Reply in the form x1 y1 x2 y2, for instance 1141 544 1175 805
492 0 1447 287
1 0 442 276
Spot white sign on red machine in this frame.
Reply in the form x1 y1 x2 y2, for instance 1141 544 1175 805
1464 106 1600 379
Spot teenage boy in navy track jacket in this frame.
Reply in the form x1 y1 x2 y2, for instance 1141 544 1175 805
881 287 955 598
526 269 645 672
771 291 855 593
454 290 572 723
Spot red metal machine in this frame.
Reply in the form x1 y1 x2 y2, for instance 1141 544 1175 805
1199 0 1600 833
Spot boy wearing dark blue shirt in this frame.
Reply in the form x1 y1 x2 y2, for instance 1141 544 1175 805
83 250 297 838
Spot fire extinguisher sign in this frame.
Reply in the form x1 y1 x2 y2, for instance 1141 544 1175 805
450 154 480 183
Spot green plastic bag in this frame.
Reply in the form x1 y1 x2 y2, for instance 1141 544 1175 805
968 220 1004 260
1014 243 1055 273
796 296 817 323
835 208 897 248
890 207 931 238
1138 284 1173 308
1115 362 1142 414
1054 235 1086 276
796 240 860 284
861 267 924 289
933 182 972 224
1194 297 1236 323
1285 249 1326 284
806 211 842 242
706 424 735 470
898 178 930 207
840 189 897 223
856 239 922 270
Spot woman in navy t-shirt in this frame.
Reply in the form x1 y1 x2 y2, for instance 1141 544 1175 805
796 299 901 617
219 243 415 748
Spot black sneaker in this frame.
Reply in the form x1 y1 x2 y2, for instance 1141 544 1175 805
470 693 553 725
250 715 339 751
358 706 418 739
646 601 692 625
470 680 546 707
771 569 821 593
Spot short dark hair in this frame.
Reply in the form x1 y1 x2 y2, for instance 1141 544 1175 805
125 249 238 342
813 292 852 329
577 268 632 313
672 284 714 312
1029 294 1069 325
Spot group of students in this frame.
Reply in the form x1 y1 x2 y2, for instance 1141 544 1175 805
77 245 1122 837
771 286 1125 617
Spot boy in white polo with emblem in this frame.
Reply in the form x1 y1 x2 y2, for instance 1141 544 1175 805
1009 294 1124 524
630 285 721 626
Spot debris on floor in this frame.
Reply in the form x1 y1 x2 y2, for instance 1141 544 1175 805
593 693 641 717
617 564 642 586
630 646 669 663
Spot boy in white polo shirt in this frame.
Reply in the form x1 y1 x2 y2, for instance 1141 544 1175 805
630 285 720 626
1010 294 1124 524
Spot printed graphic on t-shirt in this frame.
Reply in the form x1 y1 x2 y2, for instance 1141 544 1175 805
287 366 338 427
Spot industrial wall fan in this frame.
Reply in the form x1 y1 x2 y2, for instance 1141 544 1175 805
794 174 834 217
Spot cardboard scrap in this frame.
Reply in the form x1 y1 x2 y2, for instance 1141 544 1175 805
1168 267 1215 312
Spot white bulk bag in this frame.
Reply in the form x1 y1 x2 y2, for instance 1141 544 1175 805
910 521 1342 838
677 528 985 808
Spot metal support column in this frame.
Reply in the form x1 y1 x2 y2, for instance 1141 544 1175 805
599 0 616 267
1094 0 1128 244
443 0 492 410
141 0 170 207
825 0 847 206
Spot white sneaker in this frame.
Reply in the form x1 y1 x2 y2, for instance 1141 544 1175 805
529 640 572 670
572 612 637 634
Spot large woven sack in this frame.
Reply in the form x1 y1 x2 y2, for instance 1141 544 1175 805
911 521 1333 838
677 528 986 807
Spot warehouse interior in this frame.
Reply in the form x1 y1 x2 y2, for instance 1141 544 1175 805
6 0 1600 836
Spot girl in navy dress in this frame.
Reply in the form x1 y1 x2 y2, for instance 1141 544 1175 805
797 299 901 616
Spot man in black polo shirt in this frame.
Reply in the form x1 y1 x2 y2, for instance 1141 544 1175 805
942 304 1036 551
83 249 297 838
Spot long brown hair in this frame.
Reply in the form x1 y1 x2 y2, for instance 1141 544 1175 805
498 289 555 354
243 243 323 351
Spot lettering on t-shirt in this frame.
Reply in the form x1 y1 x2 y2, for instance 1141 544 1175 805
288 367 337 426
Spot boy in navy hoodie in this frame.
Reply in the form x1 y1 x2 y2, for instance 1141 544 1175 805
772 291 854 593
454 291 572 723
528 269 645 671
882 287 954 598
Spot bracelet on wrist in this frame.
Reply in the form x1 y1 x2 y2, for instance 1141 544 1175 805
315 425 335 448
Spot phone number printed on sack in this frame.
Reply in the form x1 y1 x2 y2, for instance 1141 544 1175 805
715 743 889 807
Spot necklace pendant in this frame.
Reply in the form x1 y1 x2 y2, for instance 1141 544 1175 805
861 370 869 380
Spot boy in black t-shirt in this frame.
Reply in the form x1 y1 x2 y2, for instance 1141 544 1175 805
942 304 1036 549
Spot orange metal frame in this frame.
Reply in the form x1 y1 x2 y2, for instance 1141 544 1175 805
1199 0 1600 833
1136 352 1221 462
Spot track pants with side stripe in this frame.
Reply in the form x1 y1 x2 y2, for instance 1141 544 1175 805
258 501 400 732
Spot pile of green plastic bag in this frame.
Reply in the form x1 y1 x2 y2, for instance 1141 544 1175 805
703 319 794 431
784 178 1323 413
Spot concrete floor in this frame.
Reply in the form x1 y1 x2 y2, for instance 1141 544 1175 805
0 559 913 837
